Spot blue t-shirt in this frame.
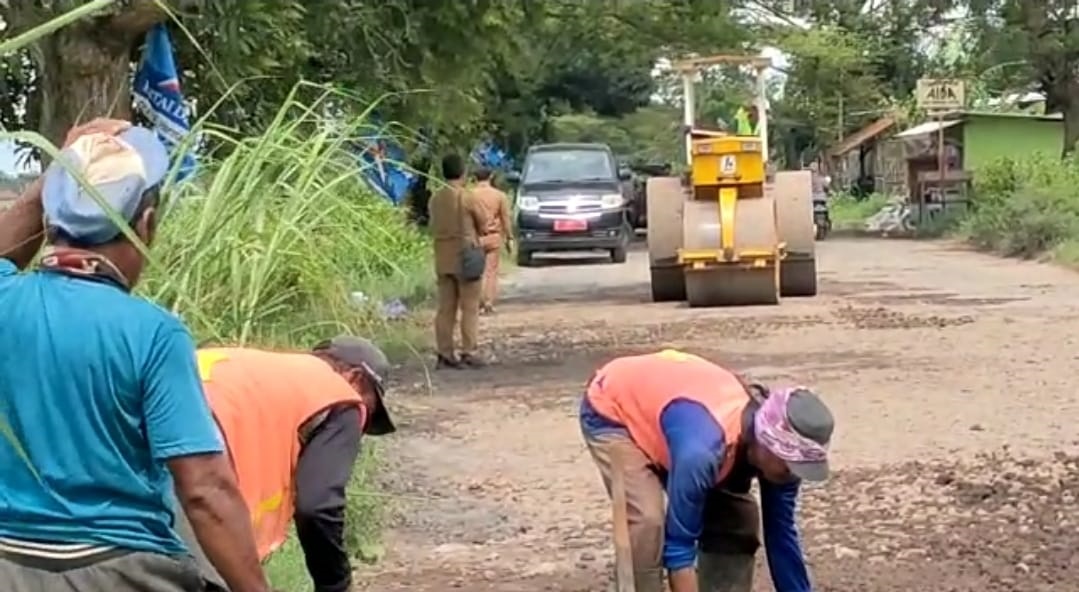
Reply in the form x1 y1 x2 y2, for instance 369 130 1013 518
0 259 224 554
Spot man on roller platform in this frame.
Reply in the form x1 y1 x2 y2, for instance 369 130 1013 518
580 349 835 592
177 336 397 592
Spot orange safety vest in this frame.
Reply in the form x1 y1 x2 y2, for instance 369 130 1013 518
196 348 363 559
585 349 750 482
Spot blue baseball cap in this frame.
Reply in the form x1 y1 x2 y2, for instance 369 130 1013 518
42 126 169 245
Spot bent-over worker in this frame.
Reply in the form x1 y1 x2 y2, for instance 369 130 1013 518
580 349 834 592
177 336 397 592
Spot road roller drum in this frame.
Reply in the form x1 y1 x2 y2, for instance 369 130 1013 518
770 170 818 297
645 176 687 302
681 196 780 307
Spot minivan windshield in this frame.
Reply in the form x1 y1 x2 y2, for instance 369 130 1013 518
522 149 615 184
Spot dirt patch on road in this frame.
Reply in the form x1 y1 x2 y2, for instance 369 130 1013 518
832 304 975 330
361 240 1079 591
807 453 1079 592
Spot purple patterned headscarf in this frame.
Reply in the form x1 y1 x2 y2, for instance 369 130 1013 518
754 386 829 464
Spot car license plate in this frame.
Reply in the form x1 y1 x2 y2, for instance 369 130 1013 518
553 219 587 232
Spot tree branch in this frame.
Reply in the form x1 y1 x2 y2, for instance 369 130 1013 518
107 0 199 36
4 0 48 40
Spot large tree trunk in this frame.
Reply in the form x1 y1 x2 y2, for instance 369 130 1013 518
9 1 193 148
37 29 136 148
1060 82 1079 157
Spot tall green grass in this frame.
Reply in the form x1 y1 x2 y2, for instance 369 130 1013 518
141 84 431 350
829 191 889 230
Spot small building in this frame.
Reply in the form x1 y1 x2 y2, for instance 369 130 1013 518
897 111 1063 174
826 114 908 197
893 111 1064 218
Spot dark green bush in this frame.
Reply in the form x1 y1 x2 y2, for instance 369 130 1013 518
961 154 1079 258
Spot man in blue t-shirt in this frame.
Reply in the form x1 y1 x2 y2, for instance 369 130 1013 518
0 119 269 592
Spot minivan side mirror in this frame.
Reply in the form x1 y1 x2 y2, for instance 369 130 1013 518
618 168 632 181
505 170 521 184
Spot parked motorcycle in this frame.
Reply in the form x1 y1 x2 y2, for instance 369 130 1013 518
813 198 831 240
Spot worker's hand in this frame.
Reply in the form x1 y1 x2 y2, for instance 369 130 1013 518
505 238 514 254
62 118 132 149
668 567 699 592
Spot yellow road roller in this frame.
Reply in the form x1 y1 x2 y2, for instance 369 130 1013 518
647 54 818 307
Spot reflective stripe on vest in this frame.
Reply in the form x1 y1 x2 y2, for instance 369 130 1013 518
197 348 363 559
586 350 749 482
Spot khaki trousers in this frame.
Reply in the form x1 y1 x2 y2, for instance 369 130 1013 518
584 432 760 592
481 248 501 307
435 273 481 357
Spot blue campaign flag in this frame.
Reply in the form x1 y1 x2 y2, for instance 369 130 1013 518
471 141 512 171
133 24 196 182
353 124 414 206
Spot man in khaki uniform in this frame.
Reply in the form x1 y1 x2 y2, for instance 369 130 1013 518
428 154 489 369
471 167 514 314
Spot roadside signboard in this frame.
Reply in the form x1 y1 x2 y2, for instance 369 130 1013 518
916 78 965 112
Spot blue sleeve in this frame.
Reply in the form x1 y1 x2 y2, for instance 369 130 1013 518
659 400 725 571
0 258 15 276
760 479 811 592
141 321 224 461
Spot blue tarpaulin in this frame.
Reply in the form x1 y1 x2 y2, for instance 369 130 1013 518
353 122 415 206
133 24 196 182
471 141 513 171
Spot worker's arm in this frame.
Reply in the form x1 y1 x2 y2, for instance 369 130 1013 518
0 177 45 269
759 479 811 592
144 323 269 592
660 400 727 592
294 405 363 592
498 191 514 242
465 191 490 239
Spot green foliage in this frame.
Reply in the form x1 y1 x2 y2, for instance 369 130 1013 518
141 85 431 350
549 106 683 165
772 25 890 161
960 154 1079 257
0 1 679 158
829 192 890 229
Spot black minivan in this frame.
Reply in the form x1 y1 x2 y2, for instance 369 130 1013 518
507 143 633 266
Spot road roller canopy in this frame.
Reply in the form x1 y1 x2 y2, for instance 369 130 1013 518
672 54 772 166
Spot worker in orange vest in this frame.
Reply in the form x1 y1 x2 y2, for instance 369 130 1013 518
177 336 397 592
580 350 834 592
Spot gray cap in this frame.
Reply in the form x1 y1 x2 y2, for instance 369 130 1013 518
784 388 834 482
312 335 395 435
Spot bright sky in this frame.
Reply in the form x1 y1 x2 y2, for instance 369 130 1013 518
0 142 31 175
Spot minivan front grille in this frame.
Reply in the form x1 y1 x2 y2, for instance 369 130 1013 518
538 201 602 214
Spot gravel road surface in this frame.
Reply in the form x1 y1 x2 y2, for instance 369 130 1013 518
358 238 1079 592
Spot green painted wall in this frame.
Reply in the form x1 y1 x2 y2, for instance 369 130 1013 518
962 115 1063 172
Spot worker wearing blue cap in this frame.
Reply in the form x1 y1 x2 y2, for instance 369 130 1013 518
0 120 269 592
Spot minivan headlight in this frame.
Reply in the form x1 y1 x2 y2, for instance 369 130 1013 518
518 196 540 211
599 193 624 209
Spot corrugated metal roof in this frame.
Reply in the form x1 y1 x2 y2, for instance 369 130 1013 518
959 110 1062 121
895 120 961 138
828 115 897 157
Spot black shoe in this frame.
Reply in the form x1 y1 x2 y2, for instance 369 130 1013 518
459 353 486 368
436 354 462 369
